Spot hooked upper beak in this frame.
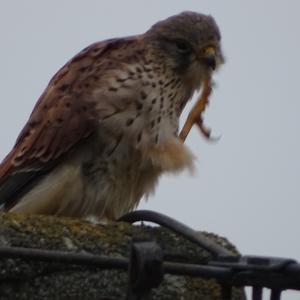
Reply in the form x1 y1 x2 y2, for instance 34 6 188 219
202 47 216 70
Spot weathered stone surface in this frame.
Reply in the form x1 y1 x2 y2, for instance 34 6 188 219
0 213 245 299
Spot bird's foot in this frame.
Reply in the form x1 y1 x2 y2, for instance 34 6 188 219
179 78 216 142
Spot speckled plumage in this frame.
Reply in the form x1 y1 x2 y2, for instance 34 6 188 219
0 11 224 219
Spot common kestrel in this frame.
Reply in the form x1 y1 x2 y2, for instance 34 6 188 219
0 11 224 219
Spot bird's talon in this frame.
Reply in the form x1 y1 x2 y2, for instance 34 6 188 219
197 121 211 139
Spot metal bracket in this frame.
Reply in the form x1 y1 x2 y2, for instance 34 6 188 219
126 240 163 299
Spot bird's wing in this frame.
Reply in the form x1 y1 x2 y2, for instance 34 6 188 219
0 38 125 209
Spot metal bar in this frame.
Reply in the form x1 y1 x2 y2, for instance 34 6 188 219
270 290 282 300
0 246 128 270
119 210 230 257
252 287 263 300
163 261 232 280
0 246 300 292
285 263 300 275
0 246 231 280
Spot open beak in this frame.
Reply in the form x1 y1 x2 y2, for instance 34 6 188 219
203 47 216 70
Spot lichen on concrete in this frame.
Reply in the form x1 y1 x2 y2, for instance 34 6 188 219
0 212 245 299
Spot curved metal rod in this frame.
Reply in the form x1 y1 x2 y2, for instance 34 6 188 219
119 210 231 257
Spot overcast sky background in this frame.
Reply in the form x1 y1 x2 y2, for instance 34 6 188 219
0 1 299 299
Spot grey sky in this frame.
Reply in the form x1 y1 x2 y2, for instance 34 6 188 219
0 1 299 299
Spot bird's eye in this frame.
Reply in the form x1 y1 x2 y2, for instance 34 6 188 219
174 40 192 54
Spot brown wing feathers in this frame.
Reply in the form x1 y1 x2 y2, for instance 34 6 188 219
0 40 115 208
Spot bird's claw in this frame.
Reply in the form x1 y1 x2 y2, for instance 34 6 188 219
179 78 217 142
195 117 211 139
195 117 220 142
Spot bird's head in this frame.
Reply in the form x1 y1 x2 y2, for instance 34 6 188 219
145 11 224 90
